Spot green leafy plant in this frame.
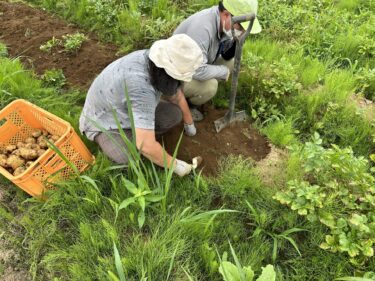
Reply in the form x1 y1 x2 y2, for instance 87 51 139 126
246 201 305 262
274 133 375 263
41 68 66 89
217 241 276 281
113 176 164 228
356 68 375 101
39 36 62 52
62 33 88 53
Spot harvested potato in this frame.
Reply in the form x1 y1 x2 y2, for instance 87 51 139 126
7 155 25 170
26 161 34 168
25 143 34 149
31 144 40 150
0 154 8 168
13 166 26 176
5 145 17 153
37 149 46 157
31 129 42 138
38 140 48 149
19 148 38 160
11 149 21 156
42 130 48 137
17 142 26 149
25 137 36 144
50 135 60 142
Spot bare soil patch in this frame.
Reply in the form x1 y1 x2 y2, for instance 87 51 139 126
255 145 288 187
161 107 271 175
0 1 118 89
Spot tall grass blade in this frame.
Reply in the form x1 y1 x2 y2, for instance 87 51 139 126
113 243 126 281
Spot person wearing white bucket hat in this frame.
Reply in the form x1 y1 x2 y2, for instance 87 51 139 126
80 34 203 177
174 0 261 121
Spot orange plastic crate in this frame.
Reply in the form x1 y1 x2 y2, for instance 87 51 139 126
0 99 94 197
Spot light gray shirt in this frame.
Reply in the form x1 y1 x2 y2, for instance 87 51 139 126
79 50 161 141
174 6 230 81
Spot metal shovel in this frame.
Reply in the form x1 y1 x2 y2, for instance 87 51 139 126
214 13 256 133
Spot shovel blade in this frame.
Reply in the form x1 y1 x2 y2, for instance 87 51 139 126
214 110 249 133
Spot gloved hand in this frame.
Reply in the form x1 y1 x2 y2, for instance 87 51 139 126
184 122 197 136
173 159 192 177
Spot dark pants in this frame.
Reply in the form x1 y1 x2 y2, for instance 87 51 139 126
94 101 182 164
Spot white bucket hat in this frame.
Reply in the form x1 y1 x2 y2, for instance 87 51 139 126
149 34 203 82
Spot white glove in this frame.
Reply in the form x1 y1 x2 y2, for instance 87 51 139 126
173 159 192 177
184 122 197 136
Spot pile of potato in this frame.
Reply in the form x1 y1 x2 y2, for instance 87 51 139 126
0 129 59 176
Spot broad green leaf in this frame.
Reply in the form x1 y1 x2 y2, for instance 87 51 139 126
138 210 145 228
243 266 255 281
146 195 164 202
319 212 336 228
138 196 146 212
255 265 276 281
119 198 136 210
219 261 241 281
363 246 374 257
123 178 138 195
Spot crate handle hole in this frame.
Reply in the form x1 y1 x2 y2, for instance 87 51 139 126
0 118 7 127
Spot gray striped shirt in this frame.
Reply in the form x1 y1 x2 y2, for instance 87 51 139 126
174 6 230 81
79 50 161 141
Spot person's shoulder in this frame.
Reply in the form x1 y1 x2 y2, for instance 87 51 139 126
193 6 218 19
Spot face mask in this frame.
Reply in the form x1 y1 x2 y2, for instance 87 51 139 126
234 29 243 37
222 19 233 39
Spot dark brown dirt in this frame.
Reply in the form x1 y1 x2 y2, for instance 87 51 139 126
161 107 271 175
0 1 118 89
0 1 270 175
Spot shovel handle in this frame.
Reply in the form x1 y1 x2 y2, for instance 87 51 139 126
227 14 256 120
232 13 256 25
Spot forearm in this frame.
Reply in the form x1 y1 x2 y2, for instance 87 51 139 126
139 141 174 168
176 94 193 125
193 64 229 81
167 89 193 125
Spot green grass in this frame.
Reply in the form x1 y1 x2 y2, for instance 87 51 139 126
0 43 7 57
260 118 298 147
1 0 375 280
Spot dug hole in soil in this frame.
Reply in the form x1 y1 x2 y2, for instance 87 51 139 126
161 107 270 175
0 1 271 176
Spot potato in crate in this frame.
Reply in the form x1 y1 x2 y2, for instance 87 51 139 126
0 99 94 197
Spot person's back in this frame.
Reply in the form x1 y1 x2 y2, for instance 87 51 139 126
174 6 229 82
79 50 161 141
174 7 222 68
172 0 262 122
